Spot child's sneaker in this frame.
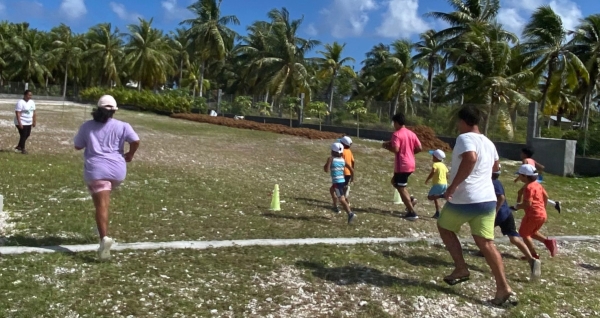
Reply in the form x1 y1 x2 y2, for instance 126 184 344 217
347 212 356 224
432 211 440 219
544 238 558 257
332 206 340 213
555 201 561 213
98 236 114 260
405 211 419 221
410 196 418 207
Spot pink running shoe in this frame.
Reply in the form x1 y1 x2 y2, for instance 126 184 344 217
544 239 558 257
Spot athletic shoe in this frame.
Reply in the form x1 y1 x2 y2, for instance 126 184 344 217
432 211 440 219
98 236 114 260
530 259 542 280
332 206 341 214
555 201 561 214
347 212 356 224
405 211 419 221
544 239 558 257
410 196 418 207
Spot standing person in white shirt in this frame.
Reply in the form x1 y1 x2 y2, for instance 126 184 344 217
14 90 36 154
437 105 512 306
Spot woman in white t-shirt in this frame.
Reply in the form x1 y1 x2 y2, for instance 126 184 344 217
14 90 36 154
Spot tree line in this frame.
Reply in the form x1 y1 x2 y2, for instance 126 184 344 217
1 0 599 135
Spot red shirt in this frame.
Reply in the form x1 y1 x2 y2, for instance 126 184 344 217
390 127 421 173
523 182 547 219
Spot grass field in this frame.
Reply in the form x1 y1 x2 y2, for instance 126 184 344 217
0 101 599 317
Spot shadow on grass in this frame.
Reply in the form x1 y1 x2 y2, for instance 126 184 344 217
261 212 331 223
381 251 486 273
295 260 486 305
462 247 520 260
1 234 94 248
294 197 405 218
580 263 600 271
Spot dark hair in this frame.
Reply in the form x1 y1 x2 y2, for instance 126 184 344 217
392 113 406 126
92 107 115 123
331 151 342 157
457 105 481 127
521 146 534 158
526 175 538 182
23 90 32 96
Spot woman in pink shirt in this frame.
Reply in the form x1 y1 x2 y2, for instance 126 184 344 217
74 95 140 260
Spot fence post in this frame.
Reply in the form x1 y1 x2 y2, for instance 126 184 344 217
526 101 538 146
217 89 222 115
298 93 304 127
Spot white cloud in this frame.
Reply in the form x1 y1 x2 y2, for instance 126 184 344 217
109 2 141 22
498 0 582 36
59 0 87 20
161 0 193 20
0 2 5 14
306 23 318 37
497 8 527 35
376 0 429 38
319 0 378 38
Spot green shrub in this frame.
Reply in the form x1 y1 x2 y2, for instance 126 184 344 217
232 96 252 115
562 130 579 140
78 87 193 114
541 126 564 139
192 97 207 114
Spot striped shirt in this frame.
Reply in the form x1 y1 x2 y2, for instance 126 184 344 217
330 157 346 184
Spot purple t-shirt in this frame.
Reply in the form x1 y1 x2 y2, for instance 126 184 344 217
74 118 139 183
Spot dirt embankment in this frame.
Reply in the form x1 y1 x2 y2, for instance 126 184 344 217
171 114 450 151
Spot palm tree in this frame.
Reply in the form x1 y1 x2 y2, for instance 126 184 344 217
316 42 356 116
169 27 191 87
570 14 600 130
51 24 82 98
427 0 501 44
446 23 532 135
7 28 52 85
521 6 589 115
380 39 423 115
413 29 445 108
86 23 124 86
123 18 175 91
254 8 320 116
181 0 240 97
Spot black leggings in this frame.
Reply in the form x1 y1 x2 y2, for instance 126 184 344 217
16 125 32 150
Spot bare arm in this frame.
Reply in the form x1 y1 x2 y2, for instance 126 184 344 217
414 145 422 154
124 140 140 162
324 157 332 172
496 194 506 213
32 111 37 127
445 151 477 200
535 162 545 172
15 111 22 128
345 163 354 180
425 168 434 184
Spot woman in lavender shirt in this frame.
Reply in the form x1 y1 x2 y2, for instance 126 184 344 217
74 95 140 260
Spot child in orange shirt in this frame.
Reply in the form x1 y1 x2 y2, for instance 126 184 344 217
515 147 561 213
511 164 558 259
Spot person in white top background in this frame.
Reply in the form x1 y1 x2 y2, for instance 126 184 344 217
14 90 36 154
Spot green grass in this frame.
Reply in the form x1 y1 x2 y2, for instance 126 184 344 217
1 102 600 317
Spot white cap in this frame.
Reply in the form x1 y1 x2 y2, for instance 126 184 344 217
429 149 446 160
97 95 118 110
517 164 538 176
340 136 352 146
331 142 344 154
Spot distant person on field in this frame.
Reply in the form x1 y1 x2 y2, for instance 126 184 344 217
511 164 558 260
382 113 421 220
324 142 355 224
14 90 36 154
74 95 140 261
474 167 542 281
330 136 355 211
425 149 448 219
438 105 512 306
515 146 561 213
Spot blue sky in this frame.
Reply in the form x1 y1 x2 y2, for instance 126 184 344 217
1 0 597 67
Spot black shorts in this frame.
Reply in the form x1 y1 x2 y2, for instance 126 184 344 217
495 213 520 237
344 175 352 187
393 173 412 187
332 183 346 198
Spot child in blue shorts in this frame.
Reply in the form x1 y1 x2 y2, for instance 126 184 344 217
425 149 448 219
324 142 355 224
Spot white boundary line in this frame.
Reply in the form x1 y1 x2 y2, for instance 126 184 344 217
1 235 599 256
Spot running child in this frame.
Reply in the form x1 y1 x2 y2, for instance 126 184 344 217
475 167 542 280
324 142 356 224
330 136 355 210
515 147 561 213
511 164 558 259
425 149 448 219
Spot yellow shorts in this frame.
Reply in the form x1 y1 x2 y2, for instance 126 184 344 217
437 201 496 240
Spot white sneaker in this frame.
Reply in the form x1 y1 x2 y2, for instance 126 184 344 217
98 236 114 260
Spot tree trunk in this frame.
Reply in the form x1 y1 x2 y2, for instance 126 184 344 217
539 63 554 114
555 106 564 127
392 92 400 117
62 62 69 99
326 71 336 125
484 101 493 136
264 91 269 103
199 61 205 97
179 59 183 86
427 61 434 109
